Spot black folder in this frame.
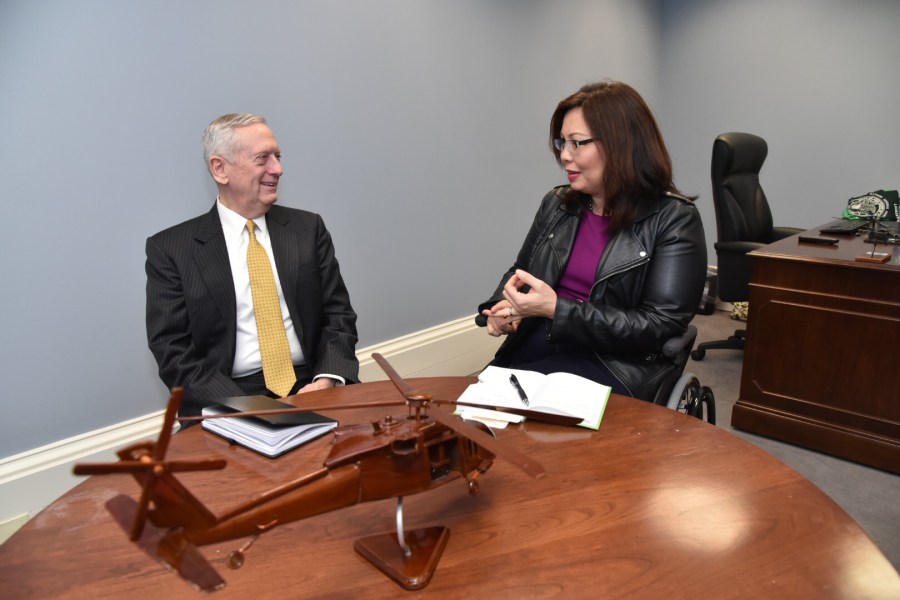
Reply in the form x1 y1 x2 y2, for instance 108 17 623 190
201 396 338 458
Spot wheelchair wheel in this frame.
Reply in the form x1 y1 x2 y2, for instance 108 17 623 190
666 372 701 416
699 385 716 425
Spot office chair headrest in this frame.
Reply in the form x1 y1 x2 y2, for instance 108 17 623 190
713 132 768 178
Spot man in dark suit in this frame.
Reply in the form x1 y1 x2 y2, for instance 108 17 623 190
146 113 358 417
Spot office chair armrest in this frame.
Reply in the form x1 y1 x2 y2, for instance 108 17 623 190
771 226 805 242
662 325 698 359
714 240 765 255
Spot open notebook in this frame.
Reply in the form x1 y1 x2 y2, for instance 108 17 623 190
456 366 610 430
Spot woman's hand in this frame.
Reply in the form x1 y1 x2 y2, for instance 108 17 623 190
482 300 521 337
482 270 557 337
502 269 557 319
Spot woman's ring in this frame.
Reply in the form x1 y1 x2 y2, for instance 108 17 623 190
508 308 514 317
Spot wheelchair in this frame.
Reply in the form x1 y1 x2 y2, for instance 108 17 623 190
651 324 716 424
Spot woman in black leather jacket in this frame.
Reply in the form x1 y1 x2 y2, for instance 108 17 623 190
478 81 707 401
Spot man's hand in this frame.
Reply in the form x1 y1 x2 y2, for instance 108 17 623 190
295 378 337 394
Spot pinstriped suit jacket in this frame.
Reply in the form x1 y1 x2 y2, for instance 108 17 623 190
145 203 359 415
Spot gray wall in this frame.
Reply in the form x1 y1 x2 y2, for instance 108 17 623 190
0 0 660 455
659 0 900 246
1 0 897 458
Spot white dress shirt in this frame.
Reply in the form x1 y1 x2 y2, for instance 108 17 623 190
216 200 344 387
217 200 306 378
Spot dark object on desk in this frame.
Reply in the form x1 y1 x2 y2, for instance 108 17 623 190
72 355 546 592
865 220 900 245
201 396 337 458
818 219 871 235
692 132 804 361
798 235 839 245
856 221 899 261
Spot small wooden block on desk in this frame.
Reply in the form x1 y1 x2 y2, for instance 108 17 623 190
855 252 891 263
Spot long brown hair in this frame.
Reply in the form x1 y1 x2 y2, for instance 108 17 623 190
549 81 692 231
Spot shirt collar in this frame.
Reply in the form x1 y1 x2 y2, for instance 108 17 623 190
216 197 269 242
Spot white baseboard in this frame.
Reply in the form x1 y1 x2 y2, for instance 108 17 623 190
356 315 500 382
0 410 165 544
0 315 501 543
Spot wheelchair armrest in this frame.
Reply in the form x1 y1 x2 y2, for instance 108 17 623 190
662 324 698 359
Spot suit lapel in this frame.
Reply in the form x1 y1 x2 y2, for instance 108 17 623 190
267 207 307 352
193 206 237 353
267 207 298 297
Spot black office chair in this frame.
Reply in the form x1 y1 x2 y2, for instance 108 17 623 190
692 132 803 361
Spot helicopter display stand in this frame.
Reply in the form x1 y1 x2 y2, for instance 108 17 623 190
354 526 449 590
354 494 449 589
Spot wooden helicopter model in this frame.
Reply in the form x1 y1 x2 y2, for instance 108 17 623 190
73 354 551 592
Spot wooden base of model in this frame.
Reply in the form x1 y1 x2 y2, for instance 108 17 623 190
855 252 891 263
354 526 450 590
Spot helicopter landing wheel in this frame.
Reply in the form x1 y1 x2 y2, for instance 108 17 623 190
226 550 245 569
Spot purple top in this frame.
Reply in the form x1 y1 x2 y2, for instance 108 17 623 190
556 211 612 302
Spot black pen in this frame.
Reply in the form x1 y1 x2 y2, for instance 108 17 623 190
509 374 529 406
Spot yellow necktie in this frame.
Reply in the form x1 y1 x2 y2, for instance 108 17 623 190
246 220 296 397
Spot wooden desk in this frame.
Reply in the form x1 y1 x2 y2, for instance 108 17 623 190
732 224 900 474
2 378 898 598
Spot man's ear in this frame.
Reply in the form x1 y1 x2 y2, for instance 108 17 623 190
209 156 228 185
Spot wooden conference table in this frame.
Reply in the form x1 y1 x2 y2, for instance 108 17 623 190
2 378 898 599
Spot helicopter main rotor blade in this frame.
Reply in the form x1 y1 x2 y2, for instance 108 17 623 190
132 387 184 541
73 461 156 476
177 399 408 423
74 457 227 477
372 352 428 400
430 409 546 480
153 388 183 460
130 475 155 541
166 459 228 472
431 398 583 427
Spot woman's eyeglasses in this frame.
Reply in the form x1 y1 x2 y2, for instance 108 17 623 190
553 138 595 153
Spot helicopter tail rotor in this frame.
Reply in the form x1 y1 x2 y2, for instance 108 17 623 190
73 388 226 541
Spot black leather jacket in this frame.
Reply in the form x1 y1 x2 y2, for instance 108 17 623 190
479 186 707 401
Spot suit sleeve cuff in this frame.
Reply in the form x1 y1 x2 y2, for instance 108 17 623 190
313 374 345 386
